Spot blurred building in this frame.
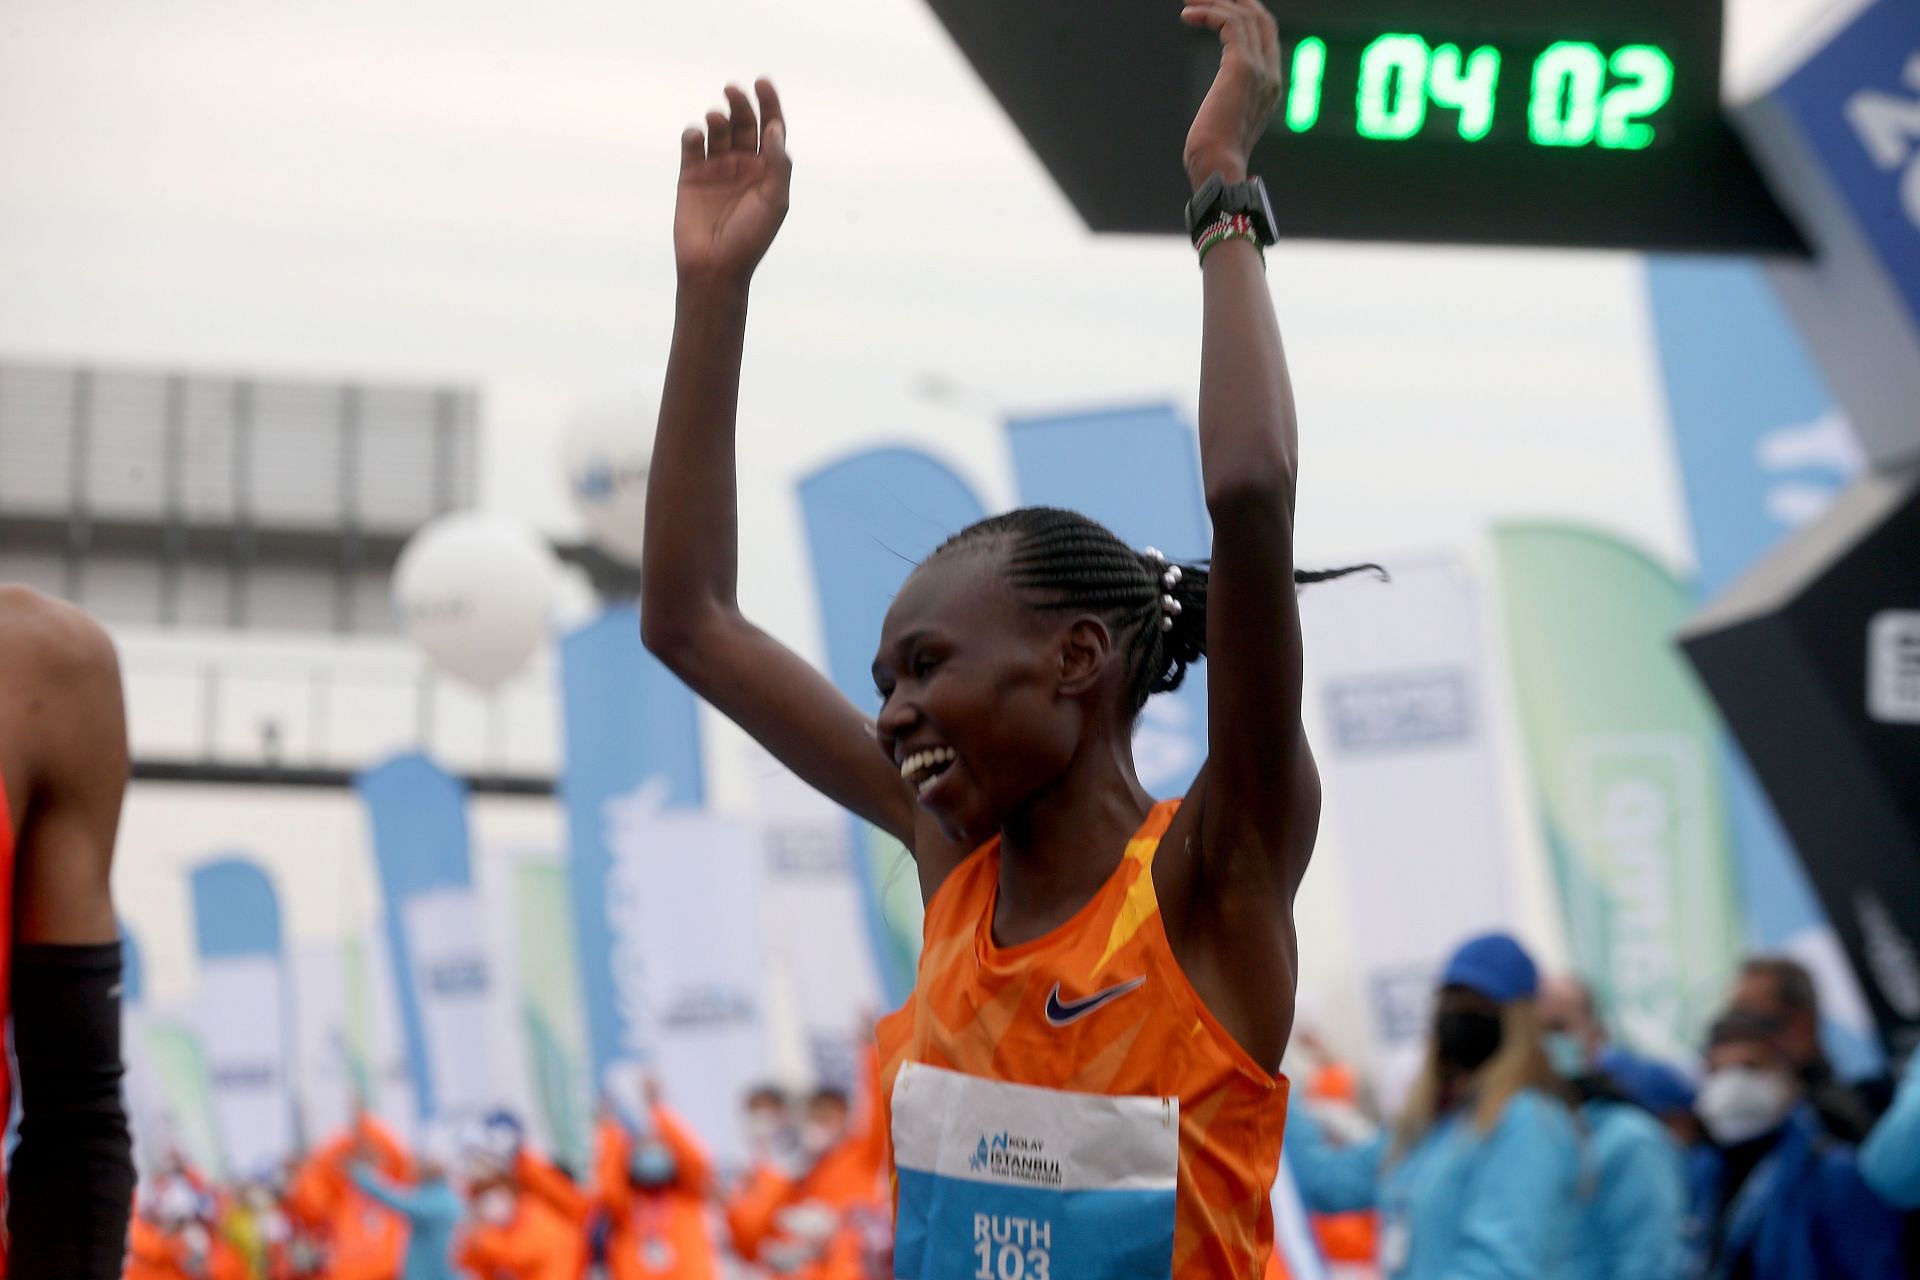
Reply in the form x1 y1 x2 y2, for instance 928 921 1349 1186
0 355 559 785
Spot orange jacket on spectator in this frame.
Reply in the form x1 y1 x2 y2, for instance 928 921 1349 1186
726 1051 888 1280
456 1185 588 1280
595 1107 721 1280
125 1215 250 1280
1303 1059 1379 1267
283 1114 411 1280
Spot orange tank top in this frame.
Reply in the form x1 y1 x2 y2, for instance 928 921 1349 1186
877 800 1289 1279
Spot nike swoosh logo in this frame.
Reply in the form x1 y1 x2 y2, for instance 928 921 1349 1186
1044 976 1146 1027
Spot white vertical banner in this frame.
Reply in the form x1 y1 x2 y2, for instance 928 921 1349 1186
473 845 541 1140
196 954 295 1176
121 1000 172 1176
403 887 500 1126
363 929 420 1144
1301 553 1519 1108
607 784 770 1168
291 941 355 1145
746 745 886 1091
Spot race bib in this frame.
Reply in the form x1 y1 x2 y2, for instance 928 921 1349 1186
891 1062 1179 1280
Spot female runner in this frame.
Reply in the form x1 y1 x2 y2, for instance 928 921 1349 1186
643 3 1362 1274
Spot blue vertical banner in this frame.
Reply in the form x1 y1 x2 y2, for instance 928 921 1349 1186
1646 257 1880 1073
1008 405 1214 795
356 753 474 1119
557 605 705 1088
799 447 991 1002
190 857 295 1174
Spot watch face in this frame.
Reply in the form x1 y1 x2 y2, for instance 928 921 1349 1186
1251 178 1278 243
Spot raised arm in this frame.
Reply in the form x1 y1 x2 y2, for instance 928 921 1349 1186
642 82 952 877
1160 1 1317 1070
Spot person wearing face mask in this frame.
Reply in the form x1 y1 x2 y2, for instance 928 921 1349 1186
1286 933 1580 1278
728 1054 889 1280
1683 1011 1903 1279
283 1112 411 1280
456 1159 591 1280
592 1080 721 1280
1538 975 1687 1280
125 1176 249 1280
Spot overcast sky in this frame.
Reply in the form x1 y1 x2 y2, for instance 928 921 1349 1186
0 0 1838 657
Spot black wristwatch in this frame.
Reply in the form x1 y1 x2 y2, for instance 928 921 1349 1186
1185 173 1278 247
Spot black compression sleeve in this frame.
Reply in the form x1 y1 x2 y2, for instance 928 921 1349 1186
7 942 135 1279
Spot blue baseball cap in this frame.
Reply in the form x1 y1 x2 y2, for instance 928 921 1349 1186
1441 933 1539 1004
1598 1046 1698 1117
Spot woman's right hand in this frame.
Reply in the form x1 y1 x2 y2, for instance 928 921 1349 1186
675 79 791 285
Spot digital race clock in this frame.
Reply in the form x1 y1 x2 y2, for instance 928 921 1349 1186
924 0 1803 252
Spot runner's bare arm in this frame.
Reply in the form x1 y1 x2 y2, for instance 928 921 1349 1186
0 586 135 1277
1164 0 1314 1065
1178 0 1315 888
4 588 125 945
640 83 964 881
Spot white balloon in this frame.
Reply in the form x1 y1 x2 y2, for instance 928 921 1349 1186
561 393 655 567
393 512 558 690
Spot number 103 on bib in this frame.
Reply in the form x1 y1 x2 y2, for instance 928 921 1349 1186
1278 31 1677 149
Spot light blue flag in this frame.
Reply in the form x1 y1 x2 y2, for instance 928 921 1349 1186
798 446 990 1004
356 754 474 1118
1008 405 1214 796
1646 257 1879 1075
557 606 705 1086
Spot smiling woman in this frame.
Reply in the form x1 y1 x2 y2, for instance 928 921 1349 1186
638 3 1367 1275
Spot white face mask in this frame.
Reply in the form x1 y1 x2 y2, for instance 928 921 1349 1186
1696 1066 1793 1145
800 1121 841 1159
474 1187 517 1227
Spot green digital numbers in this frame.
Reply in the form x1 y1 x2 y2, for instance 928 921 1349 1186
1279 32 1676 150
1530 41 1607 146
1530 40 1675 149
1429 44 1502 142
1356 34 1432 140
1353 34 1501 142
1286 37 1328 133
1599 46 1675 150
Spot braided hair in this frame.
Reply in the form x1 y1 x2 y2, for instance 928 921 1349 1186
925 507 1382 719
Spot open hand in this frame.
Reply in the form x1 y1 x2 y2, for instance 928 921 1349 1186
675 79 791 284
1180 0 1280 188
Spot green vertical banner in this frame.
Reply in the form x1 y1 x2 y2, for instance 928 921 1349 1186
1493 524 1742 1062
512 858 591 1170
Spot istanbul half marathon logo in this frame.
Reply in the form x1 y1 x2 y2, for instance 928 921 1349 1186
968 1131 1063 1187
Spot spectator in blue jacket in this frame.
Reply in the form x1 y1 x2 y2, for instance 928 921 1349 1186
350 1150 462 1280
1683 1011 1903 1279
1539 975 1687 1280
1287 932 1580 1279
1860 1048 1920 1208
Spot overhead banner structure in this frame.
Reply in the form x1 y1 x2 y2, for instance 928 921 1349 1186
190 857 295 1177
1646 257 1881 1074
1008 406 1213 797
358 753 496 1124
612 793 770 1167
558 606 705 1087
799 448 988 1002
1301 553 1517 1105
1493 525 1742 1064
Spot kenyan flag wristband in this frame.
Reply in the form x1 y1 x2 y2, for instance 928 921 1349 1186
1196 213 1263 268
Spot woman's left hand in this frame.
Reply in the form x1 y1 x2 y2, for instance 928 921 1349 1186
1180 0 1281 189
